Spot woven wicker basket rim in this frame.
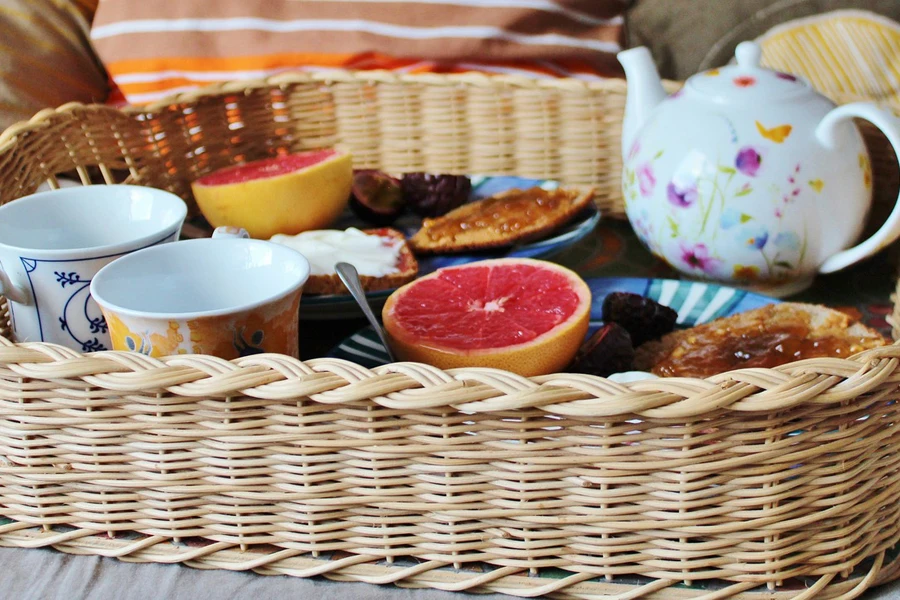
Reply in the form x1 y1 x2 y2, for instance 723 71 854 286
0 69 675 149
0 337 897 418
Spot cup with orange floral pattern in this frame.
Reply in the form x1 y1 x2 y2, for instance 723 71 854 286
89 227 309 359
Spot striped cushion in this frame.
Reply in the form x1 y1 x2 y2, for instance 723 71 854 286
90 0 627 104
757 10 900 110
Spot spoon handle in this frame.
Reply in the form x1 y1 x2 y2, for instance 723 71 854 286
334 262 397 363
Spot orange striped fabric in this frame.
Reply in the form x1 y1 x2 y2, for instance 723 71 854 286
90 0 627 105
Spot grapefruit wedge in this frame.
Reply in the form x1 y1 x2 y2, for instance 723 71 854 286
191 149 353 239
382 258 591 376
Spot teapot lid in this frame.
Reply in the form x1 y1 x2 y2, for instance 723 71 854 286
685 41 811 103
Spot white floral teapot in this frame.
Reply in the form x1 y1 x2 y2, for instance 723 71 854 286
617 41 900 296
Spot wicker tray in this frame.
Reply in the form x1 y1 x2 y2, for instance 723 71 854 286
0 71 899 599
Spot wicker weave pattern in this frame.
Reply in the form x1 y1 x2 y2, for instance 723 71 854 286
0 336 898 597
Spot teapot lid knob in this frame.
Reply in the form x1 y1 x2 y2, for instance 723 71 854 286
735 41 762 68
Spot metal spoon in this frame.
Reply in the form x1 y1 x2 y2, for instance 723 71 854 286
335 262 397 362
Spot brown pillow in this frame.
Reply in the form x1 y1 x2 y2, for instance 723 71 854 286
0 0 108 131
626 0 900 80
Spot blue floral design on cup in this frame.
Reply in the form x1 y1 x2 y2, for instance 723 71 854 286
54 269 108 352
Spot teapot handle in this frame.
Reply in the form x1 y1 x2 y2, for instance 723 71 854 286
816 103 900 274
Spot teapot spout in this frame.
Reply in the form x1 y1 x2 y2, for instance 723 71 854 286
617 47 667 159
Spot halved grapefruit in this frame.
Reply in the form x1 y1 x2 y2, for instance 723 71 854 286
382 258 591 376
191 149 353 239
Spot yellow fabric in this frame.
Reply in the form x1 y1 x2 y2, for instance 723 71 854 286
0 0 108 131
757 10 900 111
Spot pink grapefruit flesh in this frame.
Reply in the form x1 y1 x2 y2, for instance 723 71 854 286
382 258 591 376
191 149 353 239
194 150 339 186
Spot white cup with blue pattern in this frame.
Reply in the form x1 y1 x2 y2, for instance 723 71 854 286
0 185 187 351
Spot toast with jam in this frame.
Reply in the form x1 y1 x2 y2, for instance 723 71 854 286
633 302 888 377
408 186 594 254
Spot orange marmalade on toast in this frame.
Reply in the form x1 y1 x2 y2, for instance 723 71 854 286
654 322 881 377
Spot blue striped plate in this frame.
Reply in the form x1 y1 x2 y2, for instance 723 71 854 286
328 277 779 367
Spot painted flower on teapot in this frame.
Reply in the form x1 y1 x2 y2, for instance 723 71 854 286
618 41 900 296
